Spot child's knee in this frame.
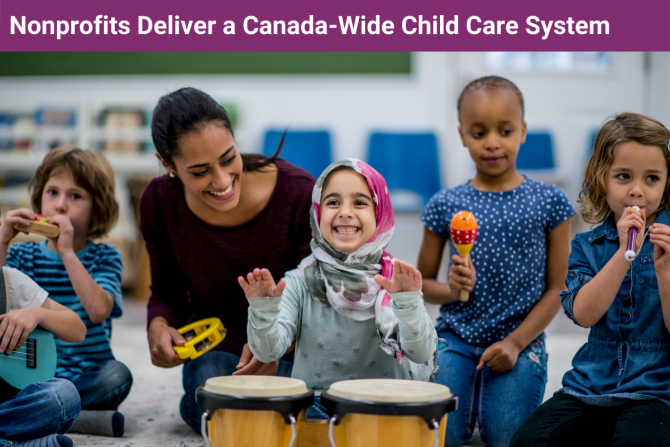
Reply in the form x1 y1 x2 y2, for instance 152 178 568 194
101 360 133 391
43 378 81 427
114 361 133 388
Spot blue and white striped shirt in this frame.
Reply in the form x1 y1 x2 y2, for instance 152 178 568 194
6 240 123 382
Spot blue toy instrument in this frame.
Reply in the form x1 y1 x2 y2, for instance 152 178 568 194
0 327 57 390
0 266 57 390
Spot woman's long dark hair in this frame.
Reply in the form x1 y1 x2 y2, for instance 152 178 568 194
151 87 284 172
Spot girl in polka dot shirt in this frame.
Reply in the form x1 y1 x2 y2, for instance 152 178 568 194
417 76 576 447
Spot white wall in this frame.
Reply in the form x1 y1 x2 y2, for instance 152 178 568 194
649 52 670 129
1 51 666 207
0 53 454 184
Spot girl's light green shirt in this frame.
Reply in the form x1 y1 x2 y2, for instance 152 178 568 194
246 269 438 395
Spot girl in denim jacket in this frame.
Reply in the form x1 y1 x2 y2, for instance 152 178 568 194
512 113 670 446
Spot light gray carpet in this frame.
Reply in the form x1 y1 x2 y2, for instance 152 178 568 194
68 318 586 446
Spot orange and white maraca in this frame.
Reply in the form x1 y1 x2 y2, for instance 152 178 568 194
450 211 478 302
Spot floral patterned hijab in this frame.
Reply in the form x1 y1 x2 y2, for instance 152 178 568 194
297 159 435 379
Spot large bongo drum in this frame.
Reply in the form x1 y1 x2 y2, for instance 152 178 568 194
196 376 314 447
321 379 457 447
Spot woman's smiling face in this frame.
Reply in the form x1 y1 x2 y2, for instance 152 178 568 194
319 168 377 253
169 122 244 214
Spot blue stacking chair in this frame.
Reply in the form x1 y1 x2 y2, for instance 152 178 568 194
517 132 555 170
367 132 441 212
262 130 332 179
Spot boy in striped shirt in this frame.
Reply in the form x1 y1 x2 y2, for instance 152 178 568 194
0 147 132 438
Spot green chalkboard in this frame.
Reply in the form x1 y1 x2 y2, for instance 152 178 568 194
0 53 411 76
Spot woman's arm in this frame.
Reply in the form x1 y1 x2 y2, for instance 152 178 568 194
140 187 190 368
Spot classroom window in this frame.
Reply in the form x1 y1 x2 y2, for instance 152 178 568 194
486 52 612 72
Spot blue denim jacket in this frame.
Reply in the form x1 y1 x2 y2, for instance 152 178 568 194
559 210 670 407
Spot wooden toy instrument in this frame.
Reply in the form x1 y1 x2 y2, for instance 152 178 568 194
13 216 60 238
0 267 57 390
450 211 478 302
174 317 227 360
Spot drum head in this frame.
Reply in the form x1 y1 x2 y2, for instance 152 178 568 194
203 376 309 398
327 379 452 403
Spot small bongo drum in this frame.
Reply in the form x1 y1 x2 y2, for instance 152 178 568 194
196 376 314 447
321 379 457 447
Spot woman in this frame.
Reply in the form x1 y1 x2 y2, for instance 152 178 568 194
141 87 315 432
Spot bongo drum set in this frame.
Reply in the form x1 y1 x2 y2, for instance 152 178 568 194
197 376 457 447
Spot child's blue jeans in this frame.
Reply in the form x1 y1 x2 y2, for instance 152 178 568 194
180 350 293 433
0 378 80 444
436 330 547 447
70 359 133 410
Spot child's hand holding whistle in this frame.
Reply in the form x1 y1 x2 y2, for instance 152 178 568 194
238 268 287 298
618 206 646 261
449 255 477 302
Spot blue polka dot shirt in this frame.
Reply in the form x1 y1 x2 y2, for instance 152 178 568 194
420 177 576 344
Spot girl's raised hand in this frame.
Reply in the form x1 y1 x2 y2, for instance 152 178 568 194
651 223 670 273
238 268 287 298
374 260 422 293
0 208 38 245
617 206 646 256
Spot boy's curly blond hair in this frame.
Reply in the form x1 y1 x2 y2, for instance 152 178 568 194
30 146 119 239
580 113 670 224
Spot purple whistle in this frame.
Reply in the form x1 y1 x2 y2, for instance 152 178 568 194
624 206 640 261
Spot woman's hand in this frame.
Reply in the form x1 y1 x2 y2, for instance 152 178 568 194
0 306 42 355
232 343 280 376
0 208 37 246
448 255 476 301
238 268 286 298
374 260 422 293
148 317 187 368
651 223 670 273
46 215 74 255
617 206 646 256
476 338 521 373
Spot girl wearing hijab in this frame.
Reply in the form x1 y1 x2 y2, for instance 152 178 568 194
239 159 438 418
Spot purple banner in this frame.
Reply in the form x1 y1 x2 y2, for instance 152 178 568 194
1 0 669 51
